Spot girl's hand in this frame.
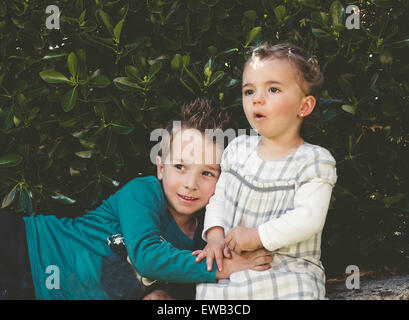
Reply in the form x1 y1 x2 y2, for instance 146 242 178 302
192 242 231 272
225 226 263 254
143 290 175 300
192 226 231 272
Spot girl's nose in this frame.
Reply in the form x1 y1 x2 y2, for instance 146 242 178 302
252 90 265 105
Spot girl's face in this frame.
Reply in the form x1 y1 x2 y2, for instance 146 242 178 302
157 128 223 220
242 58 310 140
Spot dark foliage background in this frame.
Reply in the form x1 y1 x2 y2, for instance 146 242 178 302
0 0 408 276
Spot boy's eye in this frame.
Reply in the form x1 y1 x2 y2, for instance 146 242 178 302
243 89 254 95
269 87 280 93
202 171 215 177
175 164 184 170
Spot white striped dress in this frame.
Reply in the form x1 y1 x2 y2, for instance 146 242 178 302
196 134 337 300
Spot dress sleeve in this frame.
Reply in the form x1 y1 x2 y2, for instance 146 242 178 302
258 148 337 251
201 136 240 240
109 177 216 283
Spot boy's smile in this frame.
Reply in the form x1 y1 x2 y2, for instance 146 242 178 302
156 128 223 222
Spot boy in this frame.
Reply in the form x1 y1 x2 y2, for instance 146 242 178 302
0 98 273 299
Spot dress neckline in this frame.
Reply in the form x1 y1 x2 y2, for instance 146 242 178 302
254 135 306 163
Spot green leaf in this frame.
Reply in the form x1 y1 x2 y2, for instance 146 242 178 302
171 54 183 72
67 52 78 77
103 129 118 158
371 0 396 8
384 39 409 48
243 10 257 22
2 185 17 208
51 193 77 205
97 9 114 35
245 26 262 47
114 17 126 42
16 187 29 213
39 70 71 84
341 104 356 115
75 150 94 159
383 194 406 208
41 52 69 60
208 71 224 87
111 119 135 135
113 77 145 91
274 5 286 22
381 104 399 117
329 1 345 26
312 28 331 39
0 153 23 168
90 75 111 88
148 61 162 79
61 87 78 112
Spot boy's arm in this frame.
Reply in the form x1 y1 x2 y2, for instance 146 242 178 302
110 177 217 284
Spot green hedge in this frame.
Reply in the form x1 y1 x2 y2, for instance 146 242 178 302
0 0 408 275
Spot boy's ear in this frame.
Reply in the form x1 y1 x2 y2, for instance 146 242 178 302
298 95 316 117
156 155 164 180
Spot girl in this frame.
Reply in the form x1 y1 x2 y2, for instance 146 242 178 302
194 43 337 300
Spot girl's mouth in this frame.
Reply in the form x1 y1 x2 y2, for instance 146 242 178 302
254 113 266 121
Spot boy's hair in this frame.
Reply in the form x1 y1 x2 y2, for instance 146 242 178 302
245 43 324 100
159 98 230 158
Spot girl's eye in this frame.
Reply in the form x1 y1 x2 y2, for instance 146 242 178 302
243 89 254 96
269 87 280 93
175 164 184 170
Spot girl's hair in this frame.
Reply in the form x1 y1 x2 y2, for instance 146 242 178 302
245 43 324 100
159 98 230 158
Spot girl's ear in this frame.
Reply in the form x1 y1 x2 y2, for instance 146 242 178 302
156 155 164 180
298 95 316 118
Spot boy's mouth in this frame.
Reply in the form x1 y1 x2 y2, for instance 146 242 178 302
178 194 199 202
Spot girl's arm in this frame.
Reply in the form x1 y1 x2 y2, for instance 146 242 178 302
258 150 337 251
258 181 333 251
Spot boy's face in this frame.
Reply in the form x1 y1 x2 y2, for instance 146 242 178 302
156 128 223 219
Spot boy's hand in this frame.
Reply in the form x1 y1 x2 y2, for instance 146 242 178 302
192 226 231 272
225 226 263 254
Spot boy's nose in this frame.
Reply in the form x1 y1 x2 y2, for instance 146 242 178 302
183 173 198 190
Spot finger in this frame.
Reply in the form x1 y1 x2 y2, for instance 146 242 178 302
195 251 207 262
223 246 232 259
225 230 232 243
252 264 270 271
254 255 272 265
215 251 224 272
192 250 200 256
227 239 236 252
207 251 215 272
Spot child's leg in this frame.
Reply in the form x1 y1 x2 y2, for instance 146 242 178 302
0 209 35 299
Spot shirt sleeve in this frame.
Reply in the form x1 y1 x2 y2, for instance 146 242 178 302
109 177 216 283
258 148 337 251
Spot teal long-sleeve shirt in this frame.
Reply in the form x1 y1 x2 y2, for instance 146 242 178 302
24 176 216 299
